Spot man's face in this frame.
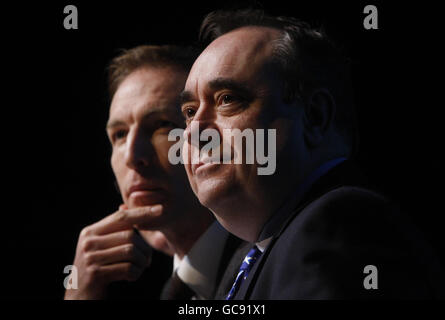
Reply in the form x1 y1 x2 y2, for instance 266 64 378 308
107 66 196 229
181 27 305 239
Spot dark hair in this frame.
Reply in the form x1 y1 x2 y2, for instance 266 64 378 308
107 45 200 100
199 9 358 156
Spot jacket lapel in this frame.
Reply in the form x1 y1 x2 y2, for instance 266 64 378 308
234 161 369 299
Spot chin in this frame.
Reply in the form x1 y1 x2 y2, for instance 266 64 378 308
195 177 235 212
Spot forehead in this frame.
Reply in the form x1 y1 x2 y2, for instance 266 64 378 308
110 66 187 119
186 26 282 90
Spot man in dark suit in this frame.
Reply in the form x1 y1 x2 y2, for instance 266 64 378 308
64 45 247 300
180 9 445 299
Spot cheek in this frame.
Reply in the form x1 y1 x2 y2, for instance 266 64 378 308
219 114 260 167
273 120 293 152
152 135 176 172
152 135 195 191
111 150 126 187
110 151 120 176
270 101 303 150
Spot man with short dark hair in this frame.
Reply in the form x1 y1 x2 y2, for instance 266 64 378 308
181 9 445 299
64 45 247 300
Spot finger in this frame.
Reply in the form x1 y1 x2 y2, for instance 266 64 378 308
87 244 150 269
86 211 134 236
96 262 143 282
82 229 151 256
119 204 128 210
87 205 162 236
118 205 163 229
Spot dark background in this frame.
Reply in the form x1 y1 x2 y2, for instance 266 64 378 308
2 0 443 299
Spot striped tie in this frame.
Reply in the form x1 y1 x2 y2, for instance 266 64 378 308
226 245 262 300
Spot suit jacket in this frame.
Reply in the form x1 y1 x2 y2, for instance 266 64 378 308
235 160 445 299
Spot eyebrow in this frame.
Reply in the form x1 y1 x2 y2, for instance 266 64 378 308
106 120 126 131
208 78 253 100
179 90 196 105
179 78 254 105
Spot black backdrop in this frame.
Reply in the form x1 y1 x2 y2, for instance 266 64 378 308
2 0 443 299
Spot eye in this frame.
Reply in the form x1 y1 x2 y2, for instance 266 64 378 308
217 93 241 106
182 106 196 120
222 94 235 104
112 129 127 142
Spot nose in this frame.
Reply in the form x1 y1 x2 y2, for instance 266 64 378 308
184 103 218 150
125 128 154 170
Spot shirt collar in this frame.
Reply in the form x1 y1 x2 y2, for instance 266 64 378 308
256 237 273 252
173 221 229 299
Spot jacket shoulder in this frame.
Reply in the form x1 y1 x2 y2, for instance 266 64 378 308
296 186 394 235
257 186 443 299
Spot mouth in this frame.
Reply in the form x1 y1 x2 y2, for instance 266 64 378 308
192 156 211 174
192 152 232 175
193 162 218 175
127 184 167 200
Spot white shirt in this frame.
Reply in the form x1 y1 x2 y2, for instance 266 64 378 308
256 237 272 253
173 221 229 299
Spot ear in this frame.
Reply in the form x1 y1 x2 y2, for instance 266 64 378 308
302 88 336 148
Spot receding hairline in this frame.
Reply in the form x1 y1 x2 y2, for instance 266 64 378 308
199 25 288 81
121 63 187 83
107 44 199 101
187 25 286 93
111 64 187 100
107 67 187 133
208 25 284 50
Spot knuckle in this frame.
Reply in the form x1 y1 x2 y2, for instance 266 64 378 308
84 252 95 266
86 265 101 278
81 237 95 252
122 230 134 241
124 263 133 273
80 226 93 238
124 244 135 256
115 210 127 223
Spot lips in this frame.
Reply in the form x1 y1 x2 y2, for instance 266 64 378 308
127 183 165 198
192 161 205 175
191 153 216 174
191 149 233 175
192 156 231 175
126 181 169 207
